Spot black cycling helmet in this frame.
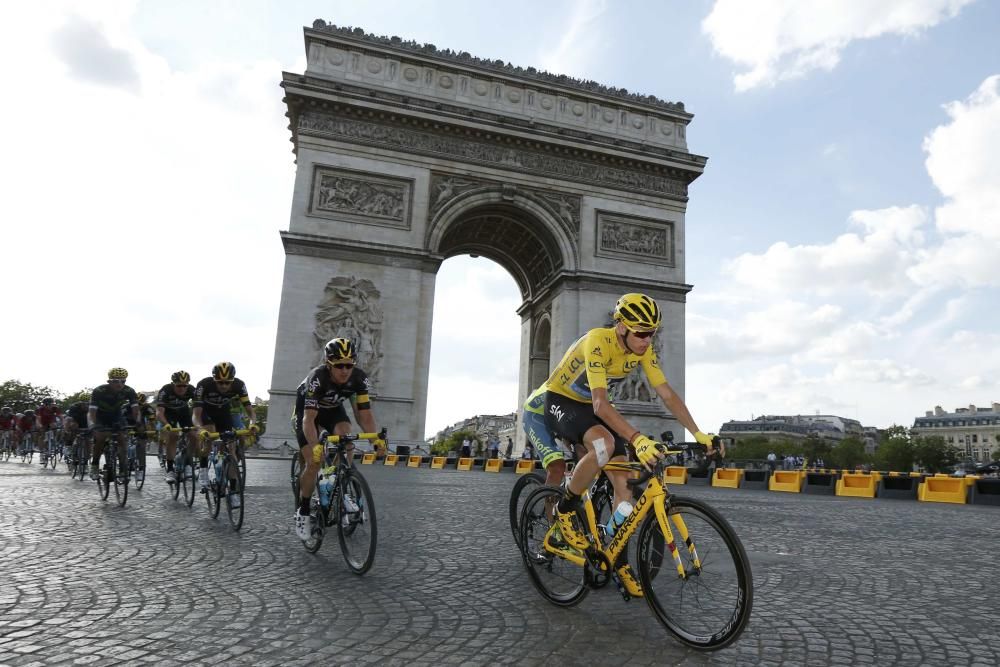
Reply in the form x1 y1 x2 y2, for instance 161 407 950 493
1 406 12 414
24 409 35 418
42 398 54 405
324 338 356 363
108 367 129 381
212 362 236 382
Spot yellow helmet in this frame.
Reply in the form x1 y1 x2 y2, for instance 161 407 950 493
108 367 129 381
212 362 236 382
613 293 661 332
171 370 190 384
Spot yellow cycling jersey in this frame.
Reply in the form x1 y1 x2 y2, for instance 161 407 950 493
544 326 666 404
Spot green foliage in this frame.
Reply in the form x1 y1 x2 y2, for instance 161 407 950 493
912 435 959 473
0 379 63 413
801 433 832 464
432 429 480 456
828 436 868 470
253 399 269 435
60 389 93 408
873 427 914 472
726 435 772 461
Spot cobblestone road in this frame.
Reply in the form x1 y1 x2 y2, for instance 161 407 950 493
1 458 998 666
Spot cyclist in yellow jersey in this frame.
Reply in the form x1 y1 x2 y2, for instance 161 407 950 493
544 293 718 550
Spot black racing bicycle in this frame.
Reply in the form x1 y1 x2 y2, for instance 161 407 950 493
297 430 381 575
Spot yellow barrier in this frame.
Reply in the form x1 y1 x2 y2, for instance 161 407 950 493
431 457 446 469
361 453 376 465
836 473 877 498
484 458 502 473
769 470 804 493
457 457 473 471
664 466 687 485
384 454 399 467
515 459 536 475
918 477 968 504
712 468 743 489
407 455 422 468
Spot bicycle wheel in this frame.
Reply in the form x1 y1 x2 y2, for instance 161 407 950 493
290 451 302 504
48 444 58 469
336 468 377 574
113 455 128 507
206 463 221 518
222 456 244 531
181 458 196 507
508 470 545 544
518 486 588 606
637 495 753 651
133 457 145 491
95 451 110 500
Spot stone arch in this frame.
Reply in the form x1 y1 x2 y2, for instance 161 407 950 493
529 314 552 391
427 189 578 299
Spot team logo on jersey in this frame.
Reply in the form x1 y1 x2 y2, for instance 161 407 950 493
591 347 603 358
363 377 373 391
549 404 565 422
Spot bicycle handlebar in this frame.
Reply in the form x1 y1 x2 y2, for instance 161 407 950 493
324 427 388 444
201 428 256 440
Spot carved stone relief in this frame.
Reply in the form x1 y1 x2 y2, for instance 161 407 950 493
299 112 687 198
596 212 674 265
314 276 384 390
309 166 412 229
429 172 581 243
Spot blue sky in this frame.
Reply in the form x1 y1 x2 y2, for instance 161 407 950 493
1 1 997 439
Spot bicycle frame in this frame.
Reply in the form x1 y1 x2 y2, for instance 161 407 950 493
543 457 701 598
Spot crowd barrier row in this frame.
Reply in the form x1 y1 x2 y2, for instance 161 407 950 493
360 454 1000 507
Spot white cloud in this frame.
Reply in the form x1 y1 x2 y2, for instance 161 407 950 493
538 0 608 77
689 74 1000 432
0 4 293 398
702 0 974 91
725 205 929 296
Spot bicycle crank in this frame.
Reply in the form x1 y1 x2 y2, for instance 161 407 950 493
583 549 614 589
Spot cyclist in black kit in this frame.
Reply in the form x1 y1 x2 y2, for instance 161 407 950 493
292 338 386 540
192 362 257 493
156 370 197 484
87 367 139 480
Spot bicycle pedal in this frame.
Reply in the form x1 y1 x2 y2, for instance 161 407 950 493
610 571 631 602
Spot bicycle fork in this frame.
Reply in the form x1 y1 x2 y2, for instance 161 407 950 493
654 500 703 579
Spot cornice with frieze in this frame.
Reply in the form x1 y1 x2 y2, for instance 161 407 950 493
286 75 706 169
296 109 689 200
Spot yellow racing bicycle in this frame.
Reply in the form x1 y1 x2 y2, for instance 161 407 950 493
517 440 753 650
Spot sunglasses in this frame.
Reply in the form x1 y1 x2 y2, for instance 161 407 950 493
108 379 125 384
331 363 355 370
216 380 233 387
173 383 189 389
631 330 656 339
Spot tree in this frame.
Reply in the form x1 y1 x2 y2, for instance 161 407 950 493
828 436 868 470
253 398 269 435
913 435 959 473
0 379 63 413
873 426 913 472
60 389 93 408
802 433 832 465
726 435 772 461
431 429 479 456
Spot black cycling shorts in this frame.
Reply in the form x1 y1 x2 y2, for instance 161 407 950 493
200 409 233 433
294 402 350 448
163 410 193 429
543 391 627 458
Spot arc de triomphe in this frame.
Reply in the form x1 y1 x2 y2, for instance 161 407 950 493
263 20 706 450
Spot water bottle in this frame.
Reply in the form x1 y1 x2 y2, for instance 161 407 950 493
605 501 634 537
318 466 336 507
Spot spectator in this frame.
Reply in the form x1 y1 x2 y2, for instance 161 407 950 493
766 451 776 472
505 437 513 459
461 437 471 458
522 441 534 460
707 439 726 473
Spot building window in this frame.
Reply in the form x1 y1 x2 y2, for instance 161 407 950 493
973 434 978 443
